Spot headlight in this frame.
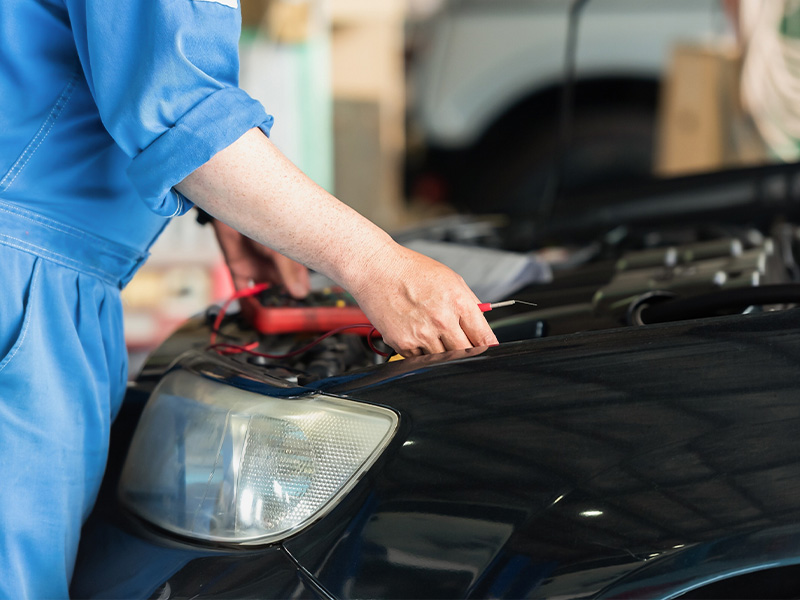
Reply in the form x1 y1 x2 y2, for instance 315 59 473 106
118 370 398 544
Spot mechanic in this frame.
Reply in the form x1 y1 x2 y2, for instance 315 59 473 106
0 0 497 596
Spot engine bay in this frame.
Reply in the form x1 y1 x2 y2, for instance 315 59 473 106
489 221 799 341
202 213 800 386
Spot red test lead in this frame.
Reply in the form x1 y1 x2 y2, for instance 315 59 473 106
478 299 538 312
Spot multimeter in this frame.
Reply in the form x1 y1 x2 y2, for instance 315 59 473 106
240 287 372 335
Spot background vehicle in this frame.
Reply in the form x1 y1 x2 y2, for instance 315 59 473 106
405 0 726 213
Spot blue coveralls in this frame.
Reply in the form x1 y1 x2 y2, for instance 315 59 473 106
0 0 273 596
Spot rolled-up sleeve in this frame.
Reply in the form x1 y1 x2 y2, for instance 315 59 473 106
64 0 272 216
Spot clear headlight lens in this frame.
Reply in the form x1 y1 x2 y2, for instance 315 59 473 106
118 370 398 544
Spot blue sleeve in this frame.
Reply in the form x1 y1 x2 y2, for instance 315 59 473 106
63 0 273 216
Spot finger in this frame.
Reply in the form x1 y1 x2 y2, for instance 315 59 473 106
460 307 499 347
232 273 257 292
420 336 447 355
452 275 481 305
396 345 424 359
439 325 475 352
386 332 441 357
273 254 311 298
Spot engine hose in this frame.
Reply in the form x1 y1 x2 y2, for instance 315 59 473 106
635 284 800 325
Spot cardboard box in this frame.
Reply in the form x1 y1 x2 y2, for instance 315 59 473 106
656 41 767 176
330 0 406 229
268 0 311 44
241 0 270 30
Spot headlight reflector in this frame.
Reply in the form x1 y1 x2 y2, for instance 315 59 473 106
118 370 397 544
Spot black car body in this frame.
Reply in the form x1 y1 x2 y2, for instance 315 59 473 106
71 161 800 599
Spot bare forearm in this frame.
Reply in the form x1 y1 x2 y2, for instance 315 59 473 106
176 128 392 294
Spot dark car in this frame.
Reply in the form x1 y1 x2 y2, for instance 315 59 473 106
69 0 800 594
69 158 800 599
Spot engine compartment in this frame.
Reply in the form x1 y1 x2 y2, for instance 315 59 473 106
203 215 800 386
490 221 799 341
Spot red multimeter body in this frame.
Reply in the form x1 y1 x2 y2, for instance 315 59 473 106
240 288 372 335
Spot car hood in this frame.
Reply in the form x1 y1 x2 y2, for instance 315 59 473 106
280 308 800 598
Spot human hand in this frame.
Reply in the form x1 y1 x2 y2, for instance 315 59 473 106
349 244 499 357
210 218 310 298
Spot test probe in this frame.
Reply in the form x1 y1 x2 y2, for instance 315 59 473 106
478 300 537 312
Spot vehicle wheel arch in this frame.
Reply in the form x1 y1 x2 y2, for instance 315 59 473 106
413 75 662 214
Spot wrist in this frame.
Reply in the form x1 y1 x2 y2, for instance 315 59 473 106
334 230 404 298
